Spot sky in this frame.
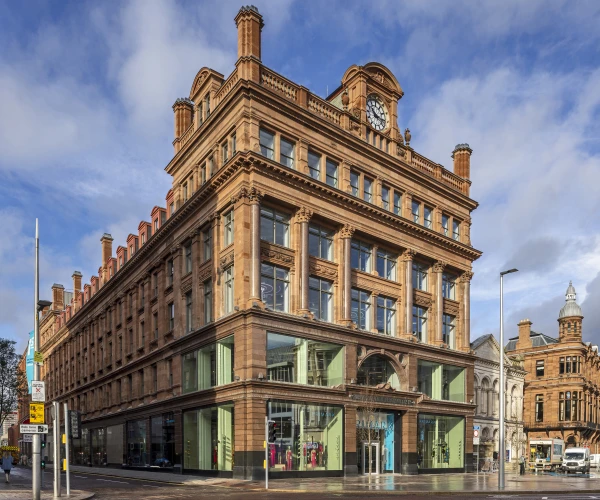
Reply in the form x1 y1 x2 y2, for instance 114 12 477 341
1 0 599 353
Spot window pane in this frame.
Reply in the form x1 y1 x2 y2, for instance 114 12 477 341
393 192 402 215
326 160 338 187
350 171 359 196
259 129 275 160
363 178 372 203
280 138 295 168
308 151 321 179
382 186 390 210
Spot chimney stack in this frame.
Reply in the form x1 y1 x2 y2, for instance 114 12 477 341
51 283 65 311
516 318 533 349
235 5 264 61
101 233 114 266
452 143 473 179
172 98 194 142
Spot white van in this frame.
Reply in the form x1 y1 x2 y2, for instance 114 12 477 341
562 447 590 473
590 454 600 469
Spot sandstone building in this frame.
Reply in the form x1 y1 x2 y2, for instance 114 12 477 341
506 283 600 455
38 6 481 477
471 334 525 468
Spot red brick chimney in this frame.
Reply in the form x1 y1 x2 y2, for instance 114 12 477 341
452 143 473 179
51 284 65 311
101 234 113 266
515 319 533 349
72 271 82 312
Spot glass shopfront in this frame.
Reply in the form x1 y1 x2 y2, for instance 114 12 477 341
267 333 344 387
417 360 465 402
417 414 465 470
183 404 234 471
107 424 124 465
151 412 175 467
182 336 234 394
267 401 343 472
127 419 148 466
91 428 106 466
72 428 90 465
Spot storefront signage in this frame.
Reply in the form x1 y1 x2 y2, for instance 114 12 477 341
350 394 415 406
357 411 394 430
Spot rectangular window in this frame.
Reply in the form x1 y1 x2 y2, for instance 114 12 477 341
267 333 343 387
381 185 390 210
280 137 295 168
200 163 205 185
442 215 449 236
205 93 210 117
139 369 144 397
183 183 188 203
129 330 133 354
308 224 334 261
350 170 359 197
424 206 433 229
128 374 133 400
412 306 428 341
141 233 146 245
224 266 234 314
453 220 460 241
559 357 565 375
325 159 338 187
308 151 321 180
308 277 333 322
535 394 544 422
153 272 158 298
259 128 275 160
260 207 290 247
128 293 133 316
363 177 373 203
140 285 145 308
204 279 213 324
140 322 145 347
417 361 465 402
185 291 193 333
197 102 203 125
182 336 234 393
377 296 396 335
351 288 371 330
169 202 174 216
167 259 174 286
202 227 212 262
417 414 465 470
184 243 192 274
536 360 545 377
565 356 571 373
393 191 402 215
351 239 371 272
442 314 456 348
442 273 456 300
412 262 428 291
167 359 173 388
152 364 158 393
261 264 289 312
231 133 236 154
411 200 420 223
376 250 396 281
208 156 214 177
153 312 158 340
223 210 234 246
168 302 175 331
222 142 228 164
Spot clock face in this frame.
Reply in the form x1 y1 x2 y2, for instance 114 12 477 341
366 95 388 131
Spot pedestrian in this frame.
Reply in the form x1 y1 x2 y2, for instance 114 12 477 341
519 454 525 475
2 451 13 483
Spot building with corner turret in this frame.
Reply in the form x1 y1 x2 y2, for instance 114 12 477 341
506 282 600 457
39 6 482 478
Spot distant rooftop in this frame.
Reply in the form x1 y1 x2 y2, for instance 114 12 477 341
505 331 559 351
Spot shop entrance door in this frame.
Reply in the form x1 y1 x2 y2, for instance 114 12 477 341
361 441 380 475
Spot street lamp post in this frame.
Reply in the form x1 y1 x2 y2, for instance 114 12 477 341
499 268 518 490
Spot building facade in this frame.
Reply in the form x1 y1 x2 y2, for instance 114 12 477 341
38 6 482 478
506 283 600 456
471 334 525 468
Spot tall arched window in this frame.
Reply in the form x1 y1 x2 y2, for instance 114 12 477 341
357 355 400 390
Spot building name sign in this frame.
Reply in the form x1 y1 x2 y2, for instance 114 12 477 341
350 394 416 406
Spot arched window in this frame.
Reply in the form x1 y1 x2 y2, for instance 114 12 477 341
357 355 400 390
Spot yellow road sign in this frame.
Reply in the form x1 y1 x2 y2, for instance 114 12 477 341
29 403 44 424
33 351 43 364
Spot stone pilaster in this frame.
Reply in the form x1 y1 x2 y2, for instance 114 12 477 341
402 249 416 338
433 260 446 346
339 224 355 325
296 207 313 313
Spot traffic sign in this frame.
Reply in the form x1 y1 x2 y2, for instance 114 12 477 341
23 434 33 443
473 425 480 430
33 351 44 364
473 428 480 445
31 381 45 402
20 424 48 434
30 403 45 423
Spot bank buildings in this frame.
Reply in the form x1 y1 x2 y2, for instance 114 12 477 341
36 6 481 478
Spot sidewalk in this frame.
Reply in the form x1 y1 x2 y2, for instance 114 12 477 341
0 467 93 500
44 464 600 494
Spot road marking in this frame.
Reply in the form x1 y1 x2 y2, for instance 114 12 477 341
96 478 129 484
143 484 160 487
73 475 88 479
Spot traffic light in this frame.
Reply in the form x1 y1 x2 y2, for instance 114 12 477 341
41 441 46 449
267 420 277 443
41 459 45 469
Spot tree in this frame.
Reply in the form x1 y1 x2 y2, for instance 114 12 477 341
0 339 28 428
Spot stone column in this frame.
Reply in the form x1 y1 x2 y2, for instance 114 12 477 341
339 224 355 324
434 261 446 346
460 271 473 352
171 245 183 338
249 189 263 302
296 207 313 312
402 249 416 337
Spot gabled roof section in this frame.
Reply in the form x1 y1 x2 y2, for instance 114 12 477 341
340 62 404 98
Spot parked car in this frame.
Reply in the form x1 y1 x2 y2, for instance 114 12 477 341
562 448 590 474
590 454 600 469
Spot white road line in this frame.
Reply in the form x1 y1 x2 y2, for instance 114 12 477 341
96 478 129 484
73 475 87 478
142 484 160 487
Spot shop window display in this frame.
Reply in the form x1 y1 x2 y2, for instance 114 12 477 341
417 360 465 402
91 428 106 466
182 336 234 394
267 333 344 387
267 401 343 472
183 404 234 471
417 414 464 469
72 428 90 466
151 413 175 467
126 419 148 466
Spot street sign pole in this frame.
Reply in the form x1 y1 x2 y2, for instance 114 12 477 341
265 416 268 491
53 401 61 497
32 219 41 500
64 403 70 496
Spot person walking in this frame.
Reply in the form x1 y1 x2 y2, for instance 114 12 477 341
2 452 13 483
519 454 525 475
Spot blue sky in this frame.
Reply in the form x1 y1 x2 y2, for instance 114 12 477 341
1 0 600 352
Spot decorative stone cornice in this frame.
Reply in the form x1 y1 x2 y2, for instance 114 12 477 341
219 252 235 269
261 247 294 268
231 186 263 205
296 207 313 223
413 289 433 309
339 224 355 239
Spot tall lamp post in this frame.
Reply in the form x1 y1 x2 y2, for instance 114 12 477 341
499 268 518 490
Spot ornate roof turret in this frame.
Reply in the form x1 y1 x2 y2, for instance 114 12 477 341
559 281 583 319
